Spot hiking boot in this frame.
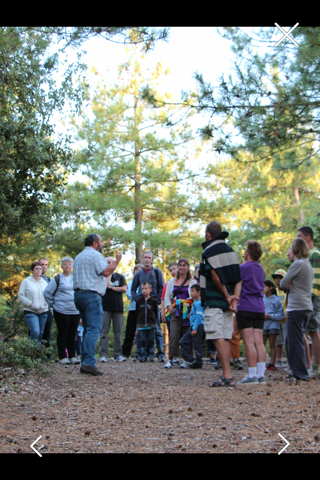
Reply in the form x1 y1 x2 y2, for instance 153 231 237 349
80 365 103 376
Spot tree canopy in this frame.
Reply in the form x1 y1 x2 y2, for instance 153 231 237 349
193 27 320 170
58 51 203 264
0 27 169 243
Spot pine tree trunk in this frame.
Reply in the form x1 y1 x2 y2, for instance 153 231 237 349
293 186 304 225
134 95 143 264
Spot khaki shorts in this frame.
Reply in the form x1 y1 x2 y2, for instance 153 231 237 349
204 308 233 340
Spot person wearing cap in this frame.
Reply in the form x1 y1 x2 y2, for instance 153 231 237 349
271 269 287 367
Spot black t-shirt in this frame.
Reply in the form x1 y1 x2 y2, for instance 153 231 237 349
102 273 127 312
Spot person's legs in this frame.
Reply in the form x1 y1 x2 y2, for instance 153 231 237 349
286 310 310 380
179 328 194 362
155 306 164 359
309 331 320 366
205 308 234 381
168 309 182 359
276 323 285 363
240 328 257 367
269 334 277 365
74 291 103 367
54 310 70 359
135 329 141 359
42 309 53 349
193 324 204 367
122 310 137 357
230 315 240 360
67 314 81 359
99 311 112 359
112 312 123 359
213 338 233 379
303 334 311 369
147 328 156 360
38 313 48 344
140 330 148 360
308 296 320 365
24 313 41 343
253 328 266 362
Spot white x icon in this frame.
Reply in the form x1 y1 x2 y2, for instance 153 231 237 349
275 23 299 47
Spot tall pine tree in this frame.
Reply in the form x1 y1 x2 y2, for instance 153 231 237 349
61 52 201 263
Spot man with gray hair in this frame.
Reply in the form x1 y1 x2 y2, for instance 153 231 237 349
73 233 122 376
131 250 165 361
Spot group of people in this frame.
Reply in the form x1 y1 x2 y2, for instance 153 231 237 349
18 257 82 364
17 223 320 387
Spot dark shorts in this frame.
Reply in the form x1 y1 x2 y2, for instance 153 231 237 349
263 328 280 336
236 311 265 330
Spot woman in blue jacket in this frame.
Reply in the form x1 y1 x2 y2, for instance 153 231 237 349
263 280 284 371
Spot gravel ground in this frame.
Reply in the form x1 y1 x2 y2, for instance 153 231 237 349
1 359 320 454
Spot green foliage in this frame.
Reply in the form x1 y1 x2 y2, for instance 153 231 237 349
0 336 52 374
203 148 320 275
0 27 169 287
58 50 201 263
193 27 320 169
0 27 85 242
0 295 25 335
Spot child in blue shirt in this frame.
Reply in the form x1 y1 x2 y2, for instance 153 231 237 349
179 284 205 369
263 280 285 371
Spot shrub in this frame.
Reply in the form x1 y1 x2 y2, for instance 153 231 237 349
0 335 53 374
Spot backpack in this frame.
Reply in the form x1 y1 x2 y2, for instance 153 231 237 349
54 274 60 295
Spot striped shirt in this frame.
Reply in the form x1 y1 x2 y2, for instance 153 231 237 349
200 234 241 311
73 247 108 296
309 247 320 298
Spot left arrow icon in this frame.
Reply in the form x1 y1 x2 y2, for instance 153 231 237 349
30 435 42 457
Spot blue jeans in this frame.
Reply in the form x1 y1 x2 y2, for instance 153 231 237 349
135 306 164 359
74 291 103 367
24 312 48 345
140 328 156 359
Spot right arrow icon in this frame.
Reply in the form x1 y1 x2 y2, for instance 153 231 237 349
278 433 290 455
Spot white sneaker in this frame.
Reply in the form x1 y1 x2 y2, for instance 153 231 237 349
164 360 173 369
70 357 80 364
116 355 126 363
59 358 71 365
237 375 259 385
180 360 190 369
275 361 283 368
99 356 107 363
172 358 180 365
308 366 316 377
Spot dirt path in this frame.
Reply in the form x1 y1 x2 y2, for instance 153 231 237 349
1 359 320 454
